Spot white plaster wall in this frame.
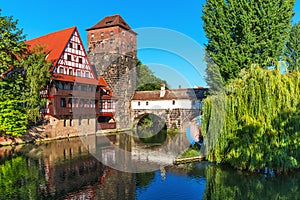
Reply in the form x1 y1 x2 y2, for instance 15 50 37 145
131 99 201 110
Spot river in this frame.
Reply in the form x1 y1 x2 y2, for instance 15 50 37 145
0 132 299 200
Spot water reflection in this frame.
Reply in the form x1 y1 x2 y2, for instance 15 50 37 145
0 134 299 199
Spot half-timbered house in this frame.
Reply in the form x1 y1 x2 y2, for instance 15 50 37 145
26 27 116 137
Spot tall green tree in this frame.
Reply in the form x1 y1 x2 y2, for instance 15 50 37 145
0 11 51 136
0 10 28 136
284 22 300 72
136 59 168 91
22 46 51 123
202 0 295 83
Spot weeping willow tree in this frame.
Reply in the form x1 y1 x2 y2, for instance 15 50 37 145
202 64 300 172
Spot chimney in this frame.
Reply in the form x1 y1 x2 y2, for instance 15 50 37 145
160 84 166 97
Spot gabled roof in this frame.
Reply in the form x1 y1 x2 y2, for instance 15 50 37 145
86 14 132 31
26 27 76 71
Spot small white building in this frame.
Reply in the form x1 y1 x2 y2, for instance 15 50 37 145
131 85 207 111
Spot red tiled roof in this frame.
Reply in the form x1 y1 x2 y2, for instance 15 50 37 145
26 27 76 72
51 74 99 85
98 77 108 87
86 14 132 31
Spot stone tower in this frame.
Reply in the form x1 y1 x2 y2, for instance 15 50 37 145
86 15 137 129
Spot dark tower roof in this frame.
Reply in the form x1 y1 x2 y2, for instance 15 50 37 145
86 14 132 31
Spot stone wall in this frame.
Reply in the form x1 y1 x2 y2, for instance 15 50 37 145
132 108 201 131
45 116 96 138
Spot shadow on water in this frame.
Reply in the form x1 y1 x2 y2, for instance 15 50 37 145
135 113 168 146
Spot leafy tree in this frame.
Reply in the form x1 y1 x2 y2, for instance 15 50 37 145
284 22 300 72
0 10 28 136
0 11 51 135
202 0 295 83
136 59 168 91
202 65 300 172
22 46 51 123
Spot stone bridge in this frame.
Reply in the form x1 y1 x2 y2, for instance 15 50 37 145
130 87 207 130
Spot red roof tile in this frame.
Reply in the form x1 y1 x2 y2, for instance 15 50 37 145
26 27 76 72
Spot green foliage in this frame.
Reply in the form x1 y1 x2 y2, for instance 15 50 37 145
0 11 28 136
0 156 42 199
22 45 51 123
0 100 28 136
179 145 201 158
284 22 300 72
0 11 51 136
202 65 300 172
202 0 295 83
136 59 168 91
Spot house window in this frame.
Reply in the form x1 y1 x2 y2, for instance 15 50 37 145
60 98 66 107
79 58 82 64
110 31 114 36
59 67 64 74
146 101 149 106
69 69 73 76
67 55 71 61
138 101 140 106
69 42 73 48
101 32 104 37
68 98 72 108
91 33 94 39
77 70 81 77
85 72 89 78
172 100 175 105
77 44 81 50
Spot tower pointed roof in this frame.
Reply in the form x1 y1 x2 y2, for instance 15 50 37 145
86 14 132 31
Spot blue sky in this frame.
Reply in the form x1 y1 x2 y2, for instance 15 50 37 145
1 0 300 88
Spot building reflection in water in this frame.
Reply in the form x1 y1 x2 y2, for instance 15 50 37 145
0 134 136 200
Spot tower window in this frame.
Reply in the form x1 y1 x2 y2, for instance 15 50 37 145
101 32 104 37
91 33 94 39
60 98 66 107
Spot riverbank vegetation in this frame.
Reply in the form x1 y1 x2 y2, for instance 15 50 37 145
202 0 300 172
202 65 300 172
0 11 50 136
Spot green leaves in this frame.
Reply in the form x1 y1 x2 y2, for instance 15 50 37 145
0 11 50 136
136 60 168 91
203 0 295 83
202 66 300 172
284 22 300 72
